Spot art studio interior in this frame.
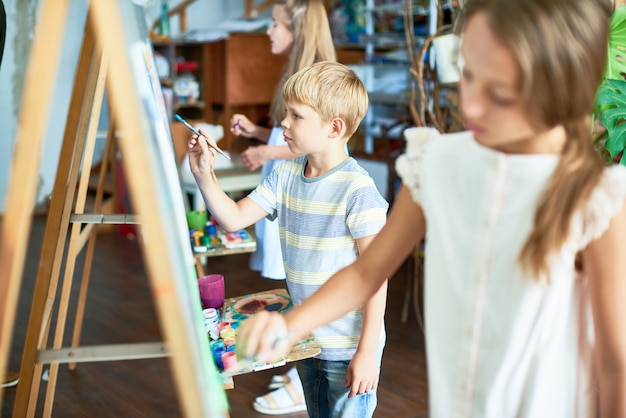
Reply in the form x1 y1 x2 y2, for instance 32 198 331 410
1 0 625 417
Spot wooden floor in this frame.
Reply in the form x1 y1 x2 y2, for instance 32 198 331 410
2 214 428 417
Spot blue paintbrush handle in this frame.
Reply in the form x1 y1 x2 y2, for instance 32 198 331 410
174 114 231 160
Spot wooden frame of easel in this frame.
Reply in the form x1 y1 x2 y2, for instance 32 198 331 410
0 1 226 417
244 0 275 18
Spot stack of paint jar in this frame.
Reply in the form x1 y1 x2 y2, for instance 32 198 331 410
203 309 238 372
190 220 221 253
203 308 220 339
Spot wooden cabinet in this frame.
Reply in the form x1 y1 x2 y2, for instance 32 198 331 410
203 32 286 149
153 32 285 152
153 41 207 120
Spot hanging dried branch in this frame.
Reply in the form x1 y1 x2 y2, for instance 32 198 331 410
404 0 464 132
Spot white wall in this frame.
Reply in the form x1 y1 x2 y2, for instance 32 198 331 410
0 0 259 212
0 0 90 214
144 0 259 36
0 0 40 212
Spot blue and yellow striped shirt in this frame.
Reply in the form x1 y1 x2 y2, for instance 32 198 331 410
248 156 388 360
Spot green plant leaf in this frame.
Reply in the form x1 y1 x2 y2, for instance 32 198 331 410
604 6 626 81
593 8 626 164
605 121 626 158
595 78 626 159
596 79 626 120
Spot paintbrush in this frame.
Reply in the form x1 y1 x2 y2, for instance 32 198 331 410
174 113 231 160
221 328 298 379
220 357 287 379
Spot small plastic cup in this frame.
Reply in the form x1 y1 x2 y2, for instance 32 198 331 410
186 210 208 231
198 274 225 309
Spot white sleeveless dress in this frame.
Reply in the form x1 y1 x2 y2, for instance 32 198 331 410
395 127 626 418
248 126 287 280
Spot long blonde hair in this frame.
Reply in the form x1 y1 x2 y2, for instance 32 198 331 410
460 0 612 280
269 0 336 125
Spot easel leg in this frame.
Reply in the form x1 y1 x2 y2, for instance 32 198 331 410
69 120 117 371
13 20 103 418
91 0 229 413
43 37 107 417
0 0 71 411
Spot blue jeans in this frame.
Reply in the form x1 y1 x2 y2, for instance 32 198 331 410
296 347 383 418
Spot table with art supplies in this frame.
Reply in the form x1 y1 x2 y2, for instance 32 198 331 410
198 283 321 389
187 210 257 276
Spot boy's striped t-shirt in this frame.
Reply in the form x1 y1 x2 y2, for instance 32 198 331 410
248 155 388 361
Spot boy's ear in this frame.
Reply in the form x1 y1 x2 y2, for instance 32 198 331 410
328 117 346 138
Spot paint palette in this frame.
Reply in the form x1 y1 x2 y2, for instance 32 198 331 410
224 289 292 323
219 288 321 379
233 292 291 315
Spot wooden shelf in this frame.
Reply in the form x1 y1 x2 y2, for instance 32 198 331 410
152 34 285 152
174 100 206 110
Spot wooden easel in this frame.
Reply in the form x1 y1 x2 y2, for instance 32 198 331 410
0 1 226 417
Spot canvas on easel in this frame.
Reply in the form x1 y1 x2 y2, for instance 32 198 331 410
0 1 227 416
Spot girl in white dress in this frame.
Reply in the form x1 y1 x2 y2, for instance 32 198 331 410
237 0 626 416
231 0 336 281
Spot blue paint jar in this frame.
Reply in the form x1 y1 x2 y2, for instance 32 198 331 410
212 344 226 370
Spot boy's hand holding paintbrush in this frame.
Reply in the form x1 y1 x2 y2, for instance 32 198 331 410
185 115 263 233
186 125 225 194
188 127 216 165
176 113 230 161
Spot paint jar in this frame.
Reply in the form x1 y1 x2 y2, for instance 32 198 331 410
217 321 231 333
205 222 217 236
203 308 219 322
211 344 226 370
222 351 238 372
223 336 235 347
220 327 236 340
205 323 219 340
202 308 219 338
210 339 225 351
200 234 210 247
